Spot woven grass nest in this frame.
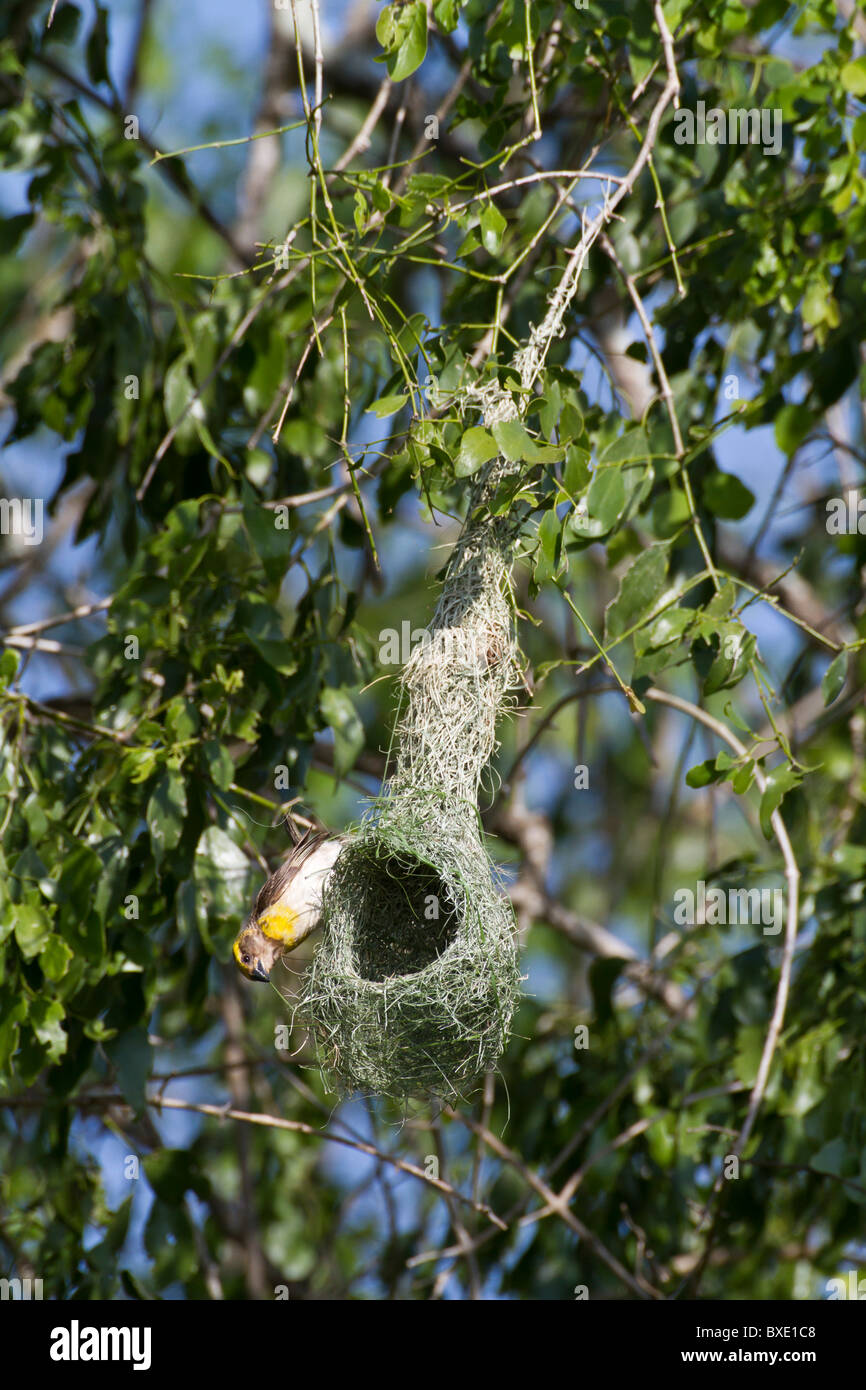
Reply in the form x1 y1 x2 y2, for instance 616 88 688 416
301 793 520 1099
299 469 525 1100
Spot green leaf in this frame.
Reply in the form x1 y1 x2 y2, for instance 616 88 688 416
163 356 201 453
0 1000 26 1072
562 445 590 495
30 998 67 1064
734 1024 765 1087
145 1149 206 1204
705 581 737 619
802 278 839 330
13 902 52 960
810 1137 848 1177
598 427 649 465
651 486 690 537
589 956 626 1027
0 648 20 689
456 426 498 477
537 380 561 438
647 1114 675 1167
40 935 74 981
123 748 158 785
375 1 428 81
106 1028 152 1113
538 508 560 565
456 228 480 257
840 58 866 96
366 394 408 418
759 763 802 839
686 759 725 789
821 651 846 706
320 687 364 777
702 470 755 520
492 418 561 463
731 760 755 795
194 827 256 921
724 699 753 734
605 543 670 642
534 508 562 582
371 180 392 213
203 740 234 790
774 403 812 456
146 771 187 863
241 480 290 582
480 202 507 255
395 311 428 358
433 0 460 32
700 623 757 695
86 4 110 85
237 596 297 675
488 419 520 462
164 698 200 744
559 400 584 442
587 466 626 531
485 474 537 516
120 1270 155 1301
642 606 692 651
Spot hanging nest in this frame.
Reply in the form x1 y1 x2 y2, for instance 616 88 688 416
299 462 526 1100
301 792 519 1098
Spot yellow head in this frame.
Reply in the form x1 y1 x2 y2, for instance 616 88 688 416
231 906 301 982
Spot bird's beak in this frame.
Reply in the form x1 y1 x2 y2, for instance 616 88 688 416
250 960 270 983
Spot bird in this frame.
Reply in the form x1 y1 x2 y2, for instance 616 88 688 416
232 826 344 983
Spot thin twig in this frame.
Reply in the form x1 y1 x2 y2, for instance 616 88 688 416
149 1095 507 1230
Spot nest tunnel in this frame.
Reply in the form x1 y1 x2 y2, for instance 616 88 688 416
344 850 462 982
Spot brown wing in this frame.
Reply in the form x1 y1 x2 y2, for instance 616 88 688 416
252 829 335 916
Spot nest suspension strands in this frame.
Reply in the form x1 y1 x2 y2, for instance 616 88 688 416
299 464 526 1100
287 146 653 1098
298 183 608 1099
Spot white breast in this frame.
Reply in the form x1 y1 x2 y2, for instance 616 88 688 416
282 837 345 936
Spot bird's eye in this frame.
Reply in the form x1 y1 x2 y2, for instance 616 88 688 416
241 953 251 965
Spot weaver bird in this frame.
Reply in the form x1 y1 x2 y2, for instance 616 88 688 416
232 828 344 983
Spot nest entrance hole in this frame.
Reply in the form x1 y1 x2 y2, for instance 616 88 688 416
350 852 461 982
